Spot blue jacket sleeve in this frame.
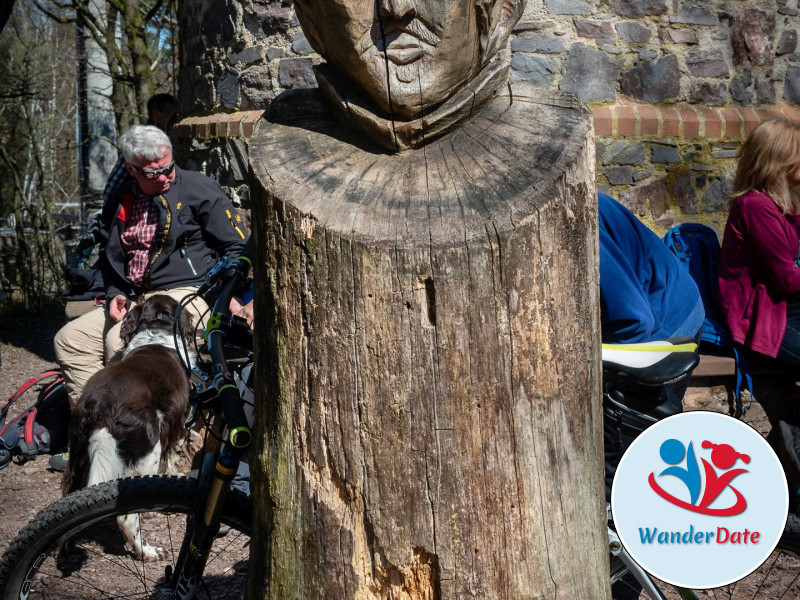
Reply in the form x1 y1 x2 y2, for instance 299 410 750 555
599 223 658 342
598 193 701 343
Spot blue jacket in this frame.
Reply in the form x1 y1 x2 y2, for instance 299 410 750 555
599 193 702 343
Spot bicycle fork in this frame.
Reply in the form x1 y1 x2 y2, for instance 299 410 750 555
167 446 247 599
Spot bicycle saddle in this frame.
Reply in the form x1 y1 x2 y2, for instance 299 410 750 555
602 337 699 386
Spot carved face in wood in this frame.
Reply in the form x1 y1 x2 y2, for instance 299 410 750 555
295 0 523 121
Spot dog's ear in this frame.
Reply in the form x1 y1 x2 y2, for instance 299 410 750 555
120 305 142 347
177 307 194 341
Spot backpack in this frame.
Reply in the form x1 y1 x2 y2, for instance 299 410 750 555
62 211 106 302
663 224 730 349
62 264 105 302
663 223 753 413
0 371 71 467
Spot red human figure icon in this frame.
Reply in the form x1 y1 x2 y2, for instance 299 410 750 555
698 441 750 511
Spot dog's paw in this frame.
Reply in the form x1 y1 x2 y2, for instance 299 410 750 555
129 542 166 562
141 543 167 561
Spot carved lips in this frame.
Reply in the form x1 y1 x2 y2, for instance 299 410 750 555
381 32 427 64
368 18 441 65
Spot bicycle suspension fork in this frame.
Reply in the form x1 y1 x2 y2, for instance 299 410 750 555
169 375 252 599
169 437 249 599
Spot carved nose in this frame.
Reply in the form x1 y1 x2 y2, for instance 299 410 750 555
378 0 416 19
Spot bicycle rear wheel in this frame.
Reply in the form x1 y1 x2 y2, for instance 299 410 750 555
0 475 252 600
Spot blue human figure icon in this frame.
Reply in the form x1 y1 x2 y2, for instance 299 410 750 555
658 438 701 505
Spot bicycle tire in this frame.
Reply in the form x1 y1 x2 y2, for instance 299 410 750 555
0 475 252 600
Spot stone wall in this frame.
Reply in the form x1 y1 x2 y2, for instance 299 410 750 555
176 0 800 234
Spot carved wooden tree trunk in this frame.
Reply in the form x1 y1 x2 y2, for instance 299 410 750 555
247 84 607 599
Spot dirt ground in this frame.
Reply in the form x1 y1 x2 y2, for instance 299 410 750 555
1 307 800 598
0 305 209 554
0 308 66 552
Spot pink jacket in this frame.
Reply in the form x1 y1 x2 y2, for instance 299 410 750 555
719 191 800 357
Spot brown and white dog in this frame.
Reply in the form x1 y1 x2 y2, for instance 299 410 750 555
62 294 195 559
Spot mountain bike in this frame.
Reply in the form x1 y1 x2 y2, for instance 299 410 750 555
0 250 255 600
603 339 800 599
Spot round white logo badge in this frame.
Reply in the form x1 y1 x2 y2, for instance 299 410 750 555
611 411 788 589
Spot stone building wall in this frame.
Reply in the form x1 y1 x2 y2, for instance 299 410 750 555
175 0 800 234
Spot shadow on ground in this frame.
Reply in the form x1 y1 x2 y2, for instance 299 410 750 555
0 304 67 363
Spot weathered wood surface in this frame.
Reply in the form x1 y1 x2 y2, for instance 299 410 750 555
294 0 485 122
248 84 606 599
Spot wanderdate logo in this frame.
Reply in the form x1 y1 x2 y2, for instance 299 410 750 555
612 412 788 589
648 438 750 516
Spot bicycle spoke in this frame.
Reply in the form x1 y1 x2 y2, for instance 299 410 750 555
0 477 252 600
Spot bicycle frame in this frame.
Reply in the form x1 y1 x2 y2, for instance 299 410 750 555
608 527 672 599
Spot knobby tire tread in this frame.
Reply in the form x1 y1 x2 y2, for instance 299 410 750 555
0 475 252 600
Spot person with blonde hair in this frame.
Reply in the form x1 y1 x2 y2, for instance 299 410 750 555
719 119 800 365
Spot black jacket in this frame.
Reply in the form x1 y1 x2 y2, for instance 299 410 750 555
99 167 247 301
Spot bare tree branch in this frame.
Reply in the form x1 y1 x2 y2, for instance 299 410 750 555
142 0 164 24
32 0 75 24
0 140 27 203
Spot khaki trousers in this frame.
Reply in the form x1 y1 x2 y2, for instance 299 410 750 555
54 287 208 406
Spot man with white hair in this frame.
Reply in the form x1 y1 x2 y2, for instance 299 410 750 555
51 125 247 470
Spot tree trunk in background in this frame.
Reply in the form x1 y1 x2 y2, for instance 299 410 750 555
77 0 118 217
120 0 154 120
248 84 606 599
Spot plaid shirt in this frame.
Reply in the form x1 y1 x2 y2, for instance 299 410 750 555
120 189 160 283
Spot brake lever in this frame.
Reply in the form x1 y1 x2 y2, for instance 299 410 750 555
188 367 219 410
195 257 233 296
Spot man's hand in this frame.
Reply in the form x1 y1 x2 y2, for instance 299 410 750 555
229 297 254 330
109 295 128 323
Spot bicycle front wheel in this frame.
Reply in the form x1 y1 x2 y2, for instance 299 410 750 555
0 475 252 600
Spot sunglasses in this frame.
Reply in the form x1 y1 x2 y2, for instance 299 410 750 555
129 161 175 180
